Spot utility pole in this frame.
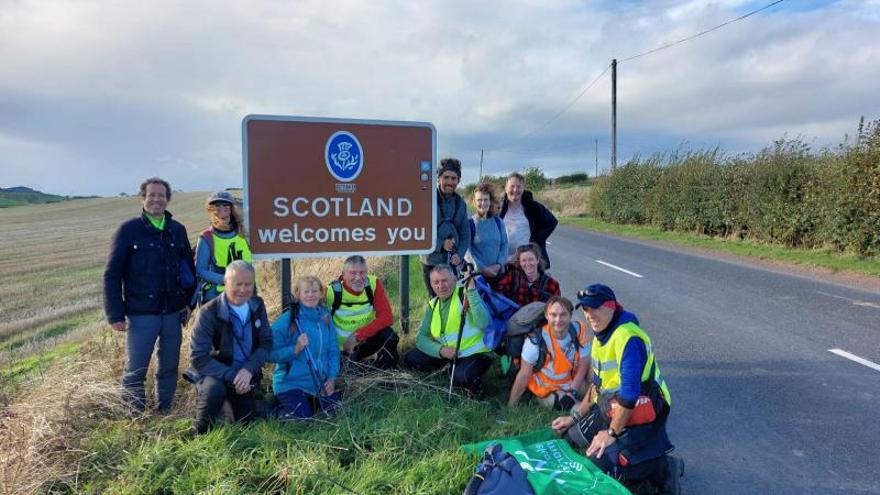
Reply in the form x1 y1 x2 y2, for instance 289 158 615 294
595 138 599 178
611 58 617 172
479 149 484 181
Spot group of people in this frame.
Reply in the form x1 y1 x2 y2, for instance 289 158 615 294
103 169 680 493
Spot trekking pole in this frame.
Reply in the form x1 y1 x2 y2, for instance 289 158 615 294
291 314 328 408
448 271 475 400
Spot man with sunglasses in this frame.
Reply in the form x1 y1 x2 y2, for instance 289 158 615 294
551 284 683 494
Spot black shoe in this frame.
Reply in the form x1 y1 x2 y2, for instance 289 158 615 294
660 455 684 495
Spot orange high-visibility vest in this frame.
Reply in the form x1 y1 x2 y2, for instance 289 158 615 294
527 321 587 398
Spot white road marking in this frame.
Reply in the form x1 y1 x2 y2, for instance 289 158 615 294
595 260 644 278
829 349 880 372
817 291 880 309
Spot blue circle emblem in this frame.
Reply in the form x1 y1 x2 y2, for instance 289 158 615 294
324 131 364 182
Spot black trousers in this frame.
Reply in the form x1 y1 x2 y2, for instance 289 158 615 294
350 326 400 369
194 375 257 434
403 348 493 392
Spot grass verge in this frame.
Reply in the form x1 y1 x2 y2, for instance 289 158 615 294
562 216 880 277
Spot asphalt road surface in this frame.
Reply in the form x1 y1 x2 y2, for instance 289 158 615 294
546 225 880 494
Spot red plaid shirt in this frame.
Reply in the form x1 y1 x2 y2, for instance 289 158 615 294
494 268 560 307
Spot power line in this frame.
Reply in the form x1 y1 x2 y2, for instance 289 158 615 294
620 0 787 63
488 63 612 152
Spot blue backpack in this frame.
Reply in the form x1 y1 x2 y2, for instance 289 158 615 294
472 274 520 350
463 443 535 495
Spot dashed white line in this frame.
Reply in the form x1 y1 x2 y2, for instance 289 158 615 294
829 349 880 372
595 260 644 278
817 291 880 309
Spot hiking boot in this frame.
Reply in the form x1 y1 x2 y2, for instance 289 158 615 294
467 381 488 401
659 455 684 495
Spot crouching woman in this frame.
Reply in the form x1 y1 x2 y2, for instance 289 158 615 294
270 276 341 419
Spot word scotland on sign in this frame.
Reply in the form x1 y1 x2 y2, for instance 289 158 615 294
243 115 436 258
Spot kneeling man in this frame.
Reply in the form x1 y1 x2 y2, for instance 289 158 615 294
551 284 681 494
404 264 493 398
326 255 399 370
188 261 272 434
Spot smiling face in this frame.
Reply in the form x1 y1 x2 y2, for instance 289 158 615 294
296 280 323 308
342 262 367 293
474 190 491 217
545 301 572 335
582 305 614 333
438 170 460 196
518 250 539 279
505 177 524 203
142 182 169 217
225 268 255 306
430 268 456 300
211 202 232 222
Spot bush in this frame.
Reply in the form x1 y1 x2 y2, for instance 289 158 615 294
585 119 880 258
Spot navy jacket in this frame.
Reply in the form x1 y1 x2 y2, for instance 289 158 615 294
500 190 558 268
189 293 273 383
103 211 195 323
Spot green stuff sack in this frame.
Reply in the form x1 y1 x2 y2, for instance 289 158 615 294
462 429 629 495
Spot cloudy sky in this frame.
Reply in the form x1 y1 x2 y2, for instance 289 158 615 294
1 0 878 196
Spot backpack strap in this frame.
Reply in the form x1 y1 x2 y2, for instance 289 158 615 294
330 278 374 315
528 329 548 371
469 218 476 244
330 280 343 315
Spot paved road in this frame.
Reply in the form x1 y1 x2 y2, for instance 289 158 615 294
546 225 880 494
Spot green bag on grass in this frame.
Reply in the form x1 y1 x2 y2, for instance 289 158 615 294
461 429 629 495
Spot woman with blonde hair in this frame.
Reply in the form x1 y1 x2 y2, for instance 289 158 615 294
270 276 341 419
193 191 252 305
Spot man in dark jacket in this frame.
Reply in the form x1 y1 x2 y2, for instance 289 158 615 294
500 172 558 269
188 260 272 434
103 177 195 413
419 158 470 297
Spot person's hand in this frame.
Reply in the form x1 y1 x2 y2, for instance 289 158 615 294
586 430 615 459
295 334 309 354
449 254 462 266
484 264 501 278
551 415 575 434
233 368 253 395
343 334 358 353
323 379 335 396
443 238 455 253
109 321 127 332
439 346 457 360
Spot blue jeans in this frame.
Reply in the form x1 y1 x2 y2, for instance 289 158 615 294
123 312 183 411
275 389 342 419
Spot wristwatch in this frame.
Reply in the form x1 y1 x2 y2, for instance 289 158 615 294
606 428 620 439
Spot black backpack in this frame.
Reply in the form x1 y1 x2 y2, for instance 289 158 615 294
329 279 374 316
463 443 535 495
527 323 582 371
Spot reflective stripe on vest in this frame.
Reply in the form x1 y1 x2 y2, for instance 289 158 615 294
528 321 587 398
209 233 252 293
589 321 672 406
329 275 377 347
429 286 489 358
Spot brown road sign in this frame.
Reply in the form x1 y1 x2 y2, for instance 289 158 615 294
243 115 436 259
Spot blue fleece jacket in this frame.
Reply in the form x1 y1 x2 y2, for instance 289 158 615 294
270 304 340 396
466 215 508 271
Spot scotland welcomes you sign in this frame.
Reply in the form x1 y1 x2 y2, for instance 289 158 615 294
243 115 436 259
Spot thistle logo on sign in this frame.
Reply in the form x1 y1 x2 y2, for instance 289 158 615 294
325 131 364 182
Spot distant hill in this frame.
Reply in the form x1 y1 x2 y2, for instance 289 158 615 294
0 186 67 208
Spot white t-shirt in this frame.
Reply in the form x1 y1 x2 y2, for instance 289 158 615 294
504 204 531 257
230 302 249 323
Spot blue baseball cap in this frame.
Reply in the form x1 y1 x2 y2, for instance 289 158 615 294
576 284 617 309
